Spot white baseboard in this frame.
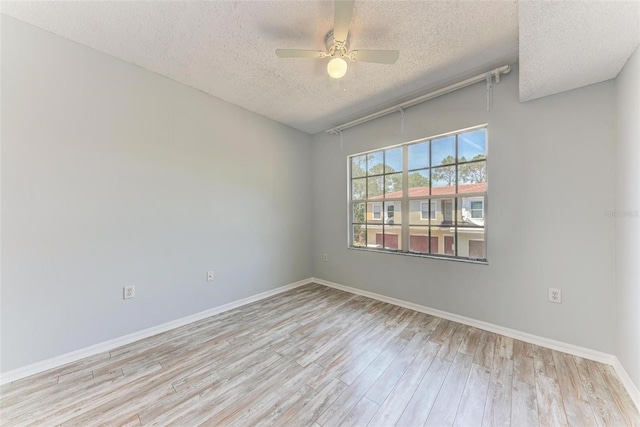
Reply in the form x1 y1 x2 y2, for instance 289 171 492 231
311 277 615 364
311 277 640 413
612 357 640 412
0 278 311 385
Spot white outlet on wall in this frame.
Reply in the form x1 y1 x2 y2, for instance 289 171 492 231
323 253 328 262
548 288 562 304
123 285 135 300
207 271 214 281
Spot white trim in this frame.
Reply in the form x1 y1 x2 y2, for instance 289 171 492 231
0 278 311 385
310 277 617 365
612 357 640 412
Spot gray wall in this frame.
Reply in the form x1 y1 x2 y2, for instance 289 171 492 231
615 45 640 390
1 16 312 373
311 63 617 354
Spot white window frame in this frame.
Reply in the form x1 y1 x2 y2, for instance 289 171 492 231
348 124 488 263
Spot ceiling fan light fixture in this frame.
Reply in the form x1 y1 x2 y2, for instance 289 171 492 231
327 57 348 79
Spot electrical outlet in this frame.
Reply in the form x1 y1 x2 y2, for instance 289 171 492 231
548 288 562 304
323 253 328 262
207 271 214 281
123 285 135 300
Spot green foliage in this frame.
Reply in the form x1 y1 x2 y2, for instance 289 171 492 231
408 172 430 188
431 165 456 186
459 156 486 184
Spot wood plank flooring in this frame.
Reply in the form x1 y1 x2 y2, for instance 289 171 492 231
1 283 638 426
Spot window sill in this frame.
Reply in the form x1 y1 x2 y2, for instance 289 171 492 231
347 246 489 265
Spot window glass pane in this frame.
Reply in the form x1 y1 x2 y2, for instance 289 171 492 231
367 151 384 175
458 196 485 226
458 160 486 192
458 129 486 162
431 166 456 195
457 227 485 259
368 203 383 224
408 170 430 197
430 227 455 255
351 155 367 178
385 147 402 173
432 135 455 166
352 202 365 223
409 226 430 253
384 201 401 225
385 173 403 198
367 226 382 248
352 225 366 247
408 141 429 170
382 225 402 250
432 198 455 225
410 199 431 225
351 178 366 200
367 176 384 199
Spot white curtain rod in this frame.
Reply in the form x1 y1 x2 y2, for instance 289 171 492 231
326 64 512 134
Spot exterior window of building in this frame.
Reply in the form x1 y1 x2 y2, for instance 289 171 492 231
386 205 395 223
420 201 437 220
349 125 487 262
372 203 382 220
470 201 484 219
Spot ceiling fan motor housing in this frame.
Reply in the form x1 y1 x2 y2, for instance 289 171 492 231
325 29 350 58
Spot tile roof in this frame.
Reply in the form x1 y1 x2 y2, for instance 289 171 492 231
370 183 486 200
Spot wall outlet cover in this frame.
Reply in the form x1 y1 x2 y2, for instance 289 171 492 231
548 288 562 304
123 285 135 299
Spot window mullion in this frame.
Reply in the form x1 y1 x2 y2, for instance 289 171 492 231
401 145 409 252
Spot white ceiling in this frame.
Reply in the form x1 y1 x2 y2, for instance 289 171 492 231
2 1 638 134
519 0 640 102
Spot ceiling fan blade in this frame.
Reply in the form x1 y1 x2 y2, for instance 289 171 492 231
351 50 400 64
276 49 326 59
333 0 355 42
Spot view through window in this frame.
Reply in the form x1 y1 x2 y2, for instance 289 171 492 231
349 125 487 261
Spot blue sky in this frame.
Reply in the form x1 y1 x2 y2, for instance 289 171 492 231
353 127 486 175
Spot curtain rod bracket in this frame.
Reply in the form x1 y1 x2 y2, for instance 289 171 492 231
397 107 405 135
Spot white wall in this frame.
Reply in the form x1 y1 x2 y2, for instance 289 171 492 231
0 16 312 373
311 63 617 354
615 45 640 391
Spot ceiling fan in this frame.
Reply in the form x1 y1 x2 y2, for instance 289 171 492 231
275 0 399 81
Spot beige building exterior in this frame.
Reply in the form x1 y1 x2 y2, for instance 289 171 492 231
355 184 486 259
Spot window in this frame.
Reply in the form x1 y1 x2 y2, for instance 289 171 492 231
386 205 395 223
349 125 487 261
470 201 484 219
420 201 436 220
372 203 382 220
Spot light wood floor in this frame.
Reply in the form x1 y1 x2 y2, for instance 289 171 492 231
1 283 639 426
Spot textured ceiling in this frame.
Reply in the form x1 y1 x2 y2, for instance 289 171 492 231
1 1 638 134
519 0 640 102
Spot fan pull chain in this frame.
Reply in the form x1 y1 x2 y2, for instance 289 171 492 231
486 72 494 111
397 107 405 135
